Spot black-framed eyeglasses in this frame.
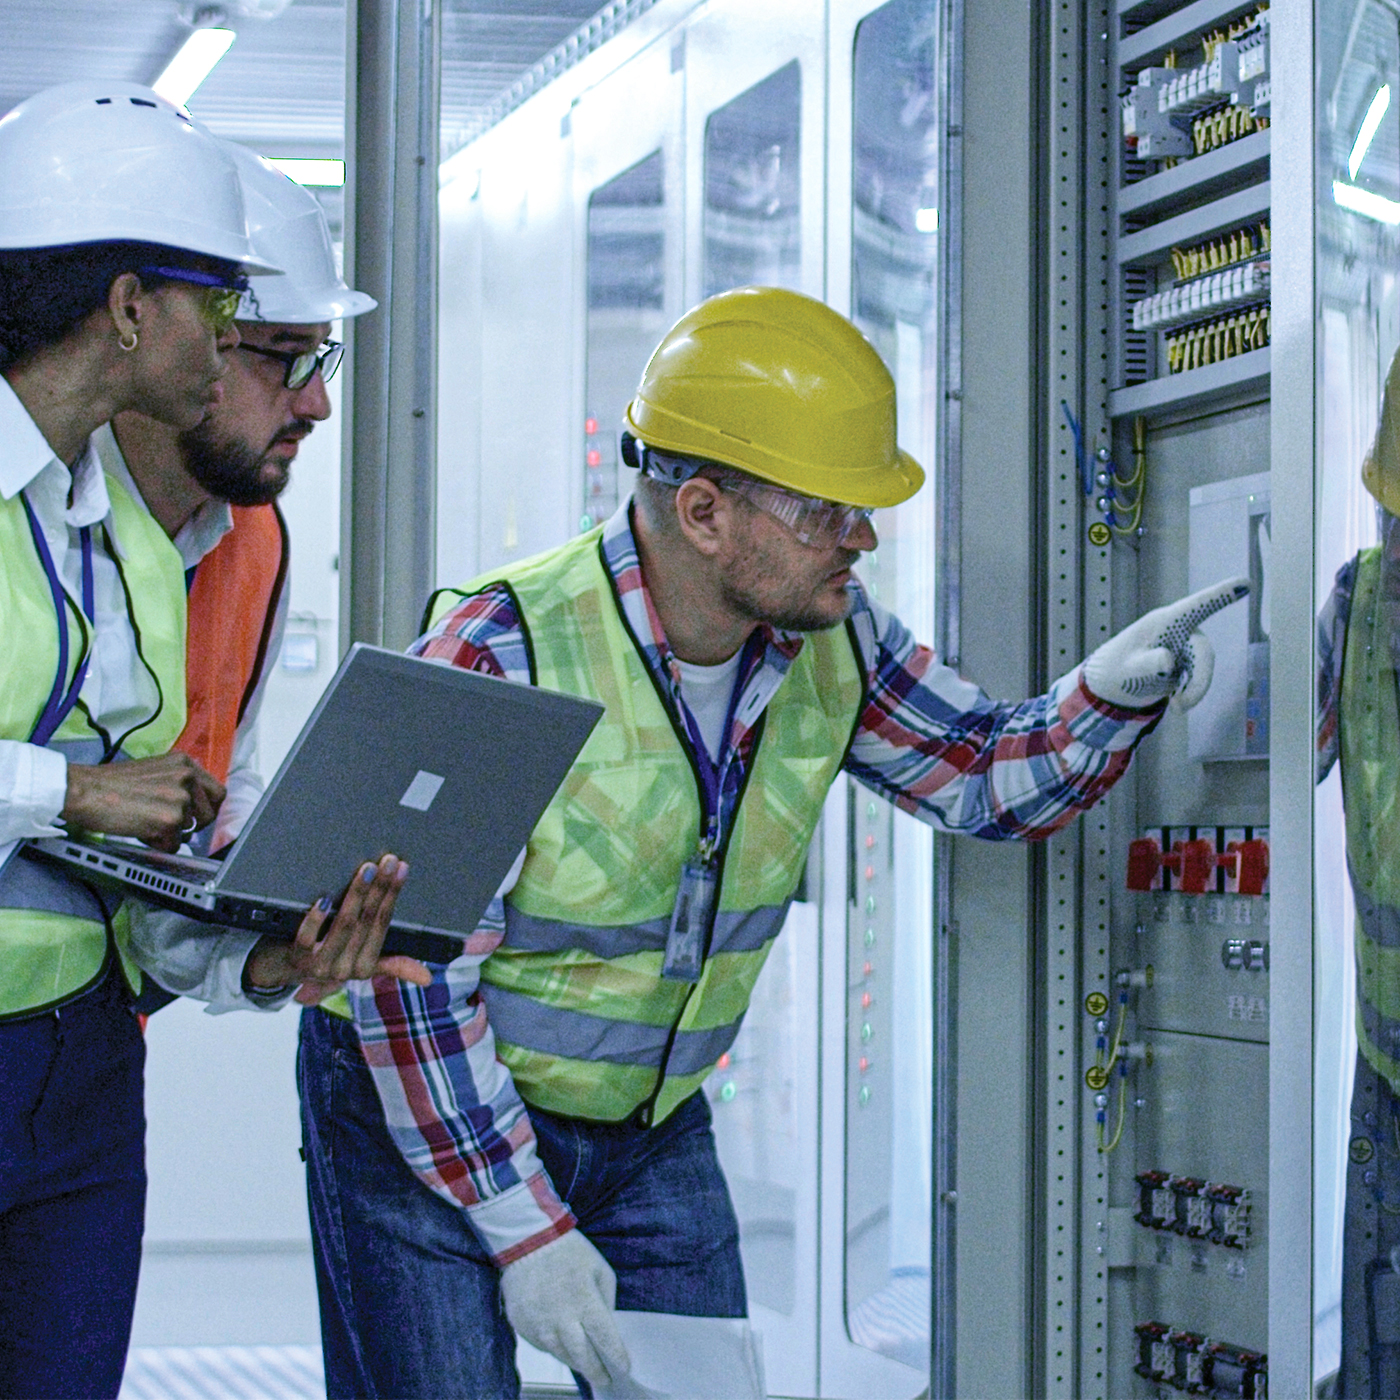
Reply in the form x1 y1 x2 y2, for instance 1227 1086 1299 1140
237 339 344 391
139 266 247 336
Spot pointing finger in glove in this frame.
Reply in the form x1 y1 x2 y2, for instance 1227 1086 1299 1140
1082 575 1249 711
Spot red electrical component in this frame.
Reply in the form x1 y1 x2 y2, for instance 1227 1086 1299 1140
1220 838 1269 896
1127 836 1212 893
1127 827 1269 895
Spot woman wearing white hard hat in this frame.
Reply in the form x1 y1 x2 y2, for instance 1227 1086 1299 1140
0 81 278 1400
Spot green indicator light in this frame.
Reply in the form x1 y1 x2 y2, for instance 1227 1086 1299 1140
720 1081 737 1102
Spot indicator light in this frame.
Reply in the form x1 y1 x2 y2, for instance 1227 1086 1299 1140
584 416 598 435
586 448 602 467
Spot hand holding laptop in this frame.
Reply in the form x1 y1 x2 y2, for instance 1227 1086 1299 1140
63 751 225 853
243 853 431 1005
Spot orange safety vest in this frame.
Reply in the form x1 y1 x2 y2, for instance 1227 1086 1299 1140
176 504 288 784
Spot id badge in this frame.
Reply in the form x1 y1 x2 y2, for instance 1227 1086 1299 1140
663 857 717 982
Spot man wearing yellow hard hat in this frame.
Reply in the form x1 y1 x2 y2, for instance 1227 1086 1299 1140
1319 347 1400 1398
296 286 1247 1398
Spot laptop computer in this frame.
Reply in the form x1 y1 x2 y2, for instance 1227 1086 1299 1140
21 644 604 964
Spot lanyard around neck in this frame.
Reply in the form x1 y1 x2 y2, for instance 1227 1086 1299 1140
22 491 95 747
672 633 759 861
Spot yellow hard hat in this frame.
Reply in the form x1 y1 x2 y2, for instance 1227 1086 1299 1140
1364 344 1400 516
624 285 925 509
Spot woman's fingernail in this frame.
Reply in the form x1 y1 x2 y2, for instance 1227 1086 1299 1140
362 864 376 883
394 861 410 884
317 896 333 914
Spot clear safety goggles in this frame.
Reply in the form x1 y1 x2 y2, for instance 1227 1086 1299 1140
141 266 247 336
722 476 874 550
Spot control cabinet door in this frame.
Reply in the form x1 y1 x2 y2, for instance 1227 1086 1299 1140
571 33 686 538
682 0 827 307
820 1 940 1398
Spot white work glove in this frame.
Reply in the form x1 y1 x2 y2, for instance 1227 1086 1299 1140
1082 576 1249 711
500 1228 631 1387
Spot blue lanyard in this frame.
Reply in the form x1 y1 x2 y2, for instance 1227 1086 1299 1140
673 633 757 863
22 492 94 747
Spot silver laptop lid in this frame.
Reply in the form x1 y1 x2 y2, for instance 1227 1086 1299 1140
215 644 603 936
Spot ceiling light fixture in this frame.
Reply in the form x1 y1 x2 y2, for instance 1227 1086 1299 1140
1349 84 1391 180
154 8 237 106
1333 178 1400 225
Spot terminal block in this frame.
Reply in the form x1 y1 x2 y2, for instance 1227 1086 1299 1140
1134 1171 1251 1250
1127 827 1269 896
1135 1322 1267 1397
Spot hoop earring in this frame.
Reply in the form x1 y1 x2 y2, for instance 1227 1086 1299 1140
118 330 138 353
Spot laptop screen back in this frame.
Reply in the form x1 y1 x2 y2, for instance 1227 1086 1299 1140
216 646 603 935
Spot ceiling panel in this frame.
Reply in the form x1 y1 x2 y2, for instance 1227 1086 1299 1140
0 0 618 160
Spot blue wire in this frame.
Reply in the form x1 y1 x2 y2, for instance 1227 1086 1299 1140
1060 399 1093 497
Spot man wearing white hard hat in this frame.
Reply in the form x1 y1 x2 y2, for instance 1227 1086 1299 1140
0 90 407 1399
95 145 420 1012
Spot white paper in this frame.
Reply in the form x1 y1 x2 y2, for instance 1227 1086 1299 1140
594 1313 766 1400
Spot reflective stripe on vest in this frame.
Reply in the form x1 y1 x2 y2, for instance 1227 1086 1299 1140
0 475 186 1019
451 527 864 1124
179 504 287 784
1341 546 1400 1087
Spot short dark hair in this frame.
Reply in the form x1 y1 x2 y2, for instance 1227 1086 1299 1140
0 241 239 369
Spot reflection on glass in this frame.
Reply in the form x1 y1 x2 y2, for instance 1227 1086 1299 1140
703 62 801 297
583 151 667 532
1316 5 1400 1391
845 0 938 1375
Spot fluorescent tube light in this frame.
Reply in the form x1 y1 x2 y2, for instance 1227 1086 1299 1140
1350 84 1391 180
267 158 346 187
1333 179 1400 225
915 206 938 233
153 27 236 106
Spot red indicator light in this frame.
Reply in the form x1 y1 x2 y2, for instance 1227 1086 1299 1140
586 448 602 468
717 1053 730 1070
858 1057 869 1073
864 864 875 881
861 992 872 1010
584 416 598 435
865 834 875 849
863 962 873 978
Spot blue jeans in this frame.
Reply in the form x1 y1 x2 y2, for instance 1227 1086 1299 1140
297 1006 746 1400
1341 1050 1400 1397
0 972 146 1400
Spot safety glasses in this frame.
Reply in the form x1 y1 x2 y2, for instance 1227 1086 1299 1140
723 476 874 550
140 266 246 336
237 339 344 391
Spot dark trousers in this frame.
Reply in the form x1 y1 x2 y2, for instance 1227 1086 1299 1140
298 1005 746 1400
0 973 147 1400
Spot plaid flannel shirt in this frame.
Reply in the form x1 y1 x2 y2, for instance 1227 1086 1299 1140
345 504 1162 1265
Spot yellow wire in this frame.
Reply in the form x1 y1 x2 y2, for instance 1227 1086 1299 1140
1099 1073 1129 1154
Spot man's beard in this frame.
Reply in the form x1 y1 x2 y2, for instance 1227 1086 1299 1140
719 554 858 634
179 418 302 507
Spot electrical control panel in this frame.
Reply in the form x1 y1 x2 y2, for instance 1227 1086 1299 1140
1103 1 1275 1391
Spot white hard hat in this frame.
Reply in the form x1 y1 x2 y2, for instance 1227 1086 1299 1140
225 143 376 322
0 81 279 275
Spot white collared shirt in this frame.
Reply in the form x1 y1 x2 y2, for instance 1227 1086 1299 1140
0 380 162 844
